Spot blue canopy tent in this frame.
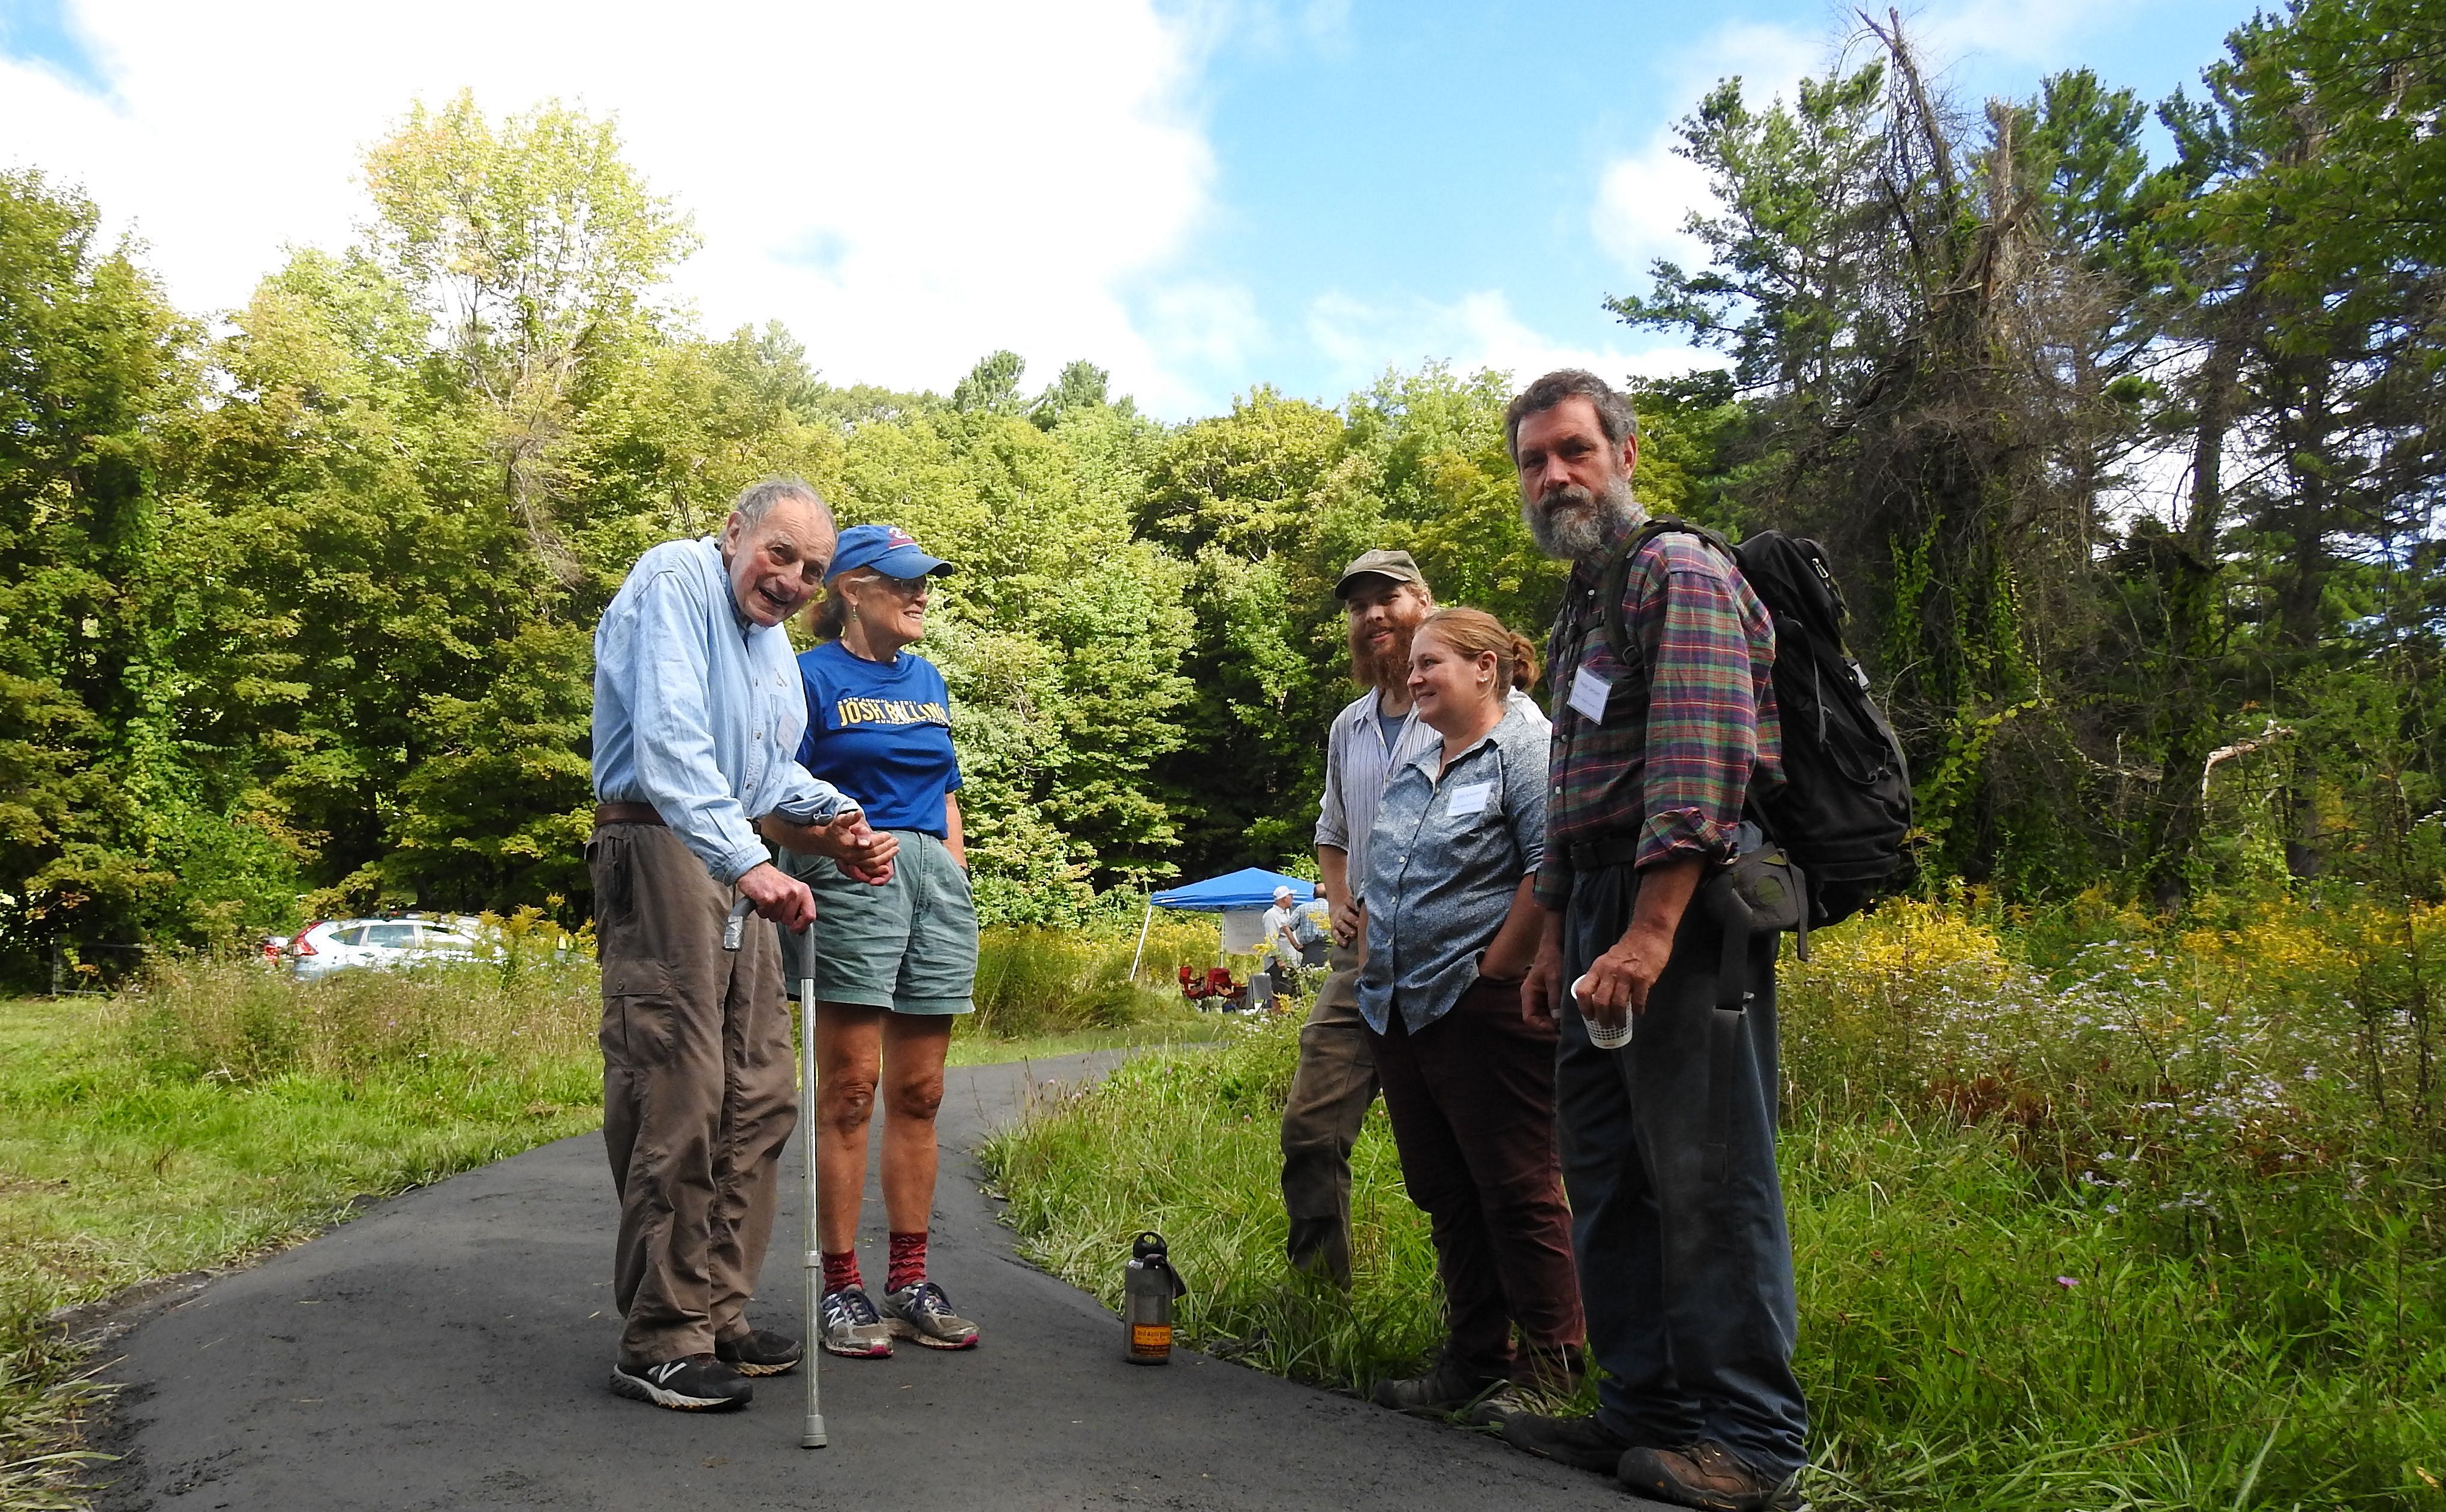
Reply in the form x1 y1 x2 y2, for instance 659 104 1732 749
1132 867 1315 978
1149 867 1315 911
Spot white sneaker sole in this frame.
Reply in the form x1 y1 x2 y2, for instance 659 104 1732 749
608 1365 749 1411
885 1316 980 1349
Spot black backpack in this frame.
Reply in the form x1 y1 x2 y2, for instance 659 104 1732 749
1600 519 1913 929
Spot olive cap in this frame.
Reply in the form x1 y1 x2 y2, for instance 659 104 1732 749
1333 548 1426 600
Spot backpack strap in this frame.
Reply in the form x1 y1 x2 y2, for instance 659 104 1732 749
1594 516 1741 669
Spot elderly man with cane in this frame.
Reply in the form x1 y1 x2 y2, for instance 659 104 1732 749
590 476 896 1413
1495 372 1807 1510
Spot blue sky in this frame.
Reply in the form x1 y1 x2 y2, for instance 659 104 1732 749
2 0 2256 417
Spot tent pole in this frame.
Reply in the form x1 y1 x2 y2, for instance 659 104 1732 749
1129 901 1155 979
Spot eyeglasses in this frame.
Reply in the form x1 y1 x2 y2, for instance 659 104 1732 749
862 572 934 597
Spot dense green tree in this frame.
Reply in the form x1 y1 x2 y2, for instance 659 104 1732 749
0 170 205 979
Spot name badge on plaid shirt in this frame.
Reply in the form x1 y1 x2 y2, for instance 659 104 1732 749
1568 666 1611 723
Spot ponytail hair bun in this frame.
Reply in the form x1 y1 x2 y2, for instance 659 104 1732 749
1417 607 1542 695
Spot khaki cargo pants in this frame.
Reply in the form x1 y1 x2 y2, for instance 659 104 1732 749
591 821 798 1364
1279 934 1379 1283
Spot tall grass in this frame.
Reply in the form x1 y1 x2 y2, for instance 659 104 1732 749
968 915 1216 1039
985 891 2446 1511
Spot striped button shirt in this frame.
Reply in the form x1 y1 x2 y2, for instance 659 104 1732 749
1534 525 1781 910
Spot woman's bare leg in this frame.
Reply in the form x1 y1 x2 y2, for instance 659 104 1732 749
878 1013 954 1236
812 1002 885 1256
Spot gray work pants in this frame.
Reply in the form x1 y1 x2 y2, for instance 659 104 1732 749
590 822 799 1365
1556 861 1807 1479
1279 934 1378 1282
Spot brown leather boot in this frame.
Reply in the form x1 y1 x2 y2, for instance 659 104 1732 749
1616 1441 1801 1511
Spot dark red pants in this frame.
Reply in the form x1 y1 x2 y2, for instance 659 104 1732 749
1368 978 1585 1381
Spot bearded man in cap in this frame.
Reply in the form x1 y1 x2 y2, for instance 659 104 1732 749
1278 549 1439 1282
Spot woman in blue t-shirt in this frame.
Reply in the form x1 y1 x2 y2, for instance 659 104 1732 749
776 523 982 1360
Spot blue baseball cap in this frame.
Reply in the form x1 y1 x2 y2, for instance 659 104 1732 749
827 523 954 582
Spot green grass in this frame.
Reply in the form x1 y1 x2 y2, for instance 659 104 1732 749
984 896 2446 1511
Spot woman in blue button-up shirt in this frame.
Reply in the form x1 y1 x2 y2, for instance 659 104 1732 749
1356 608 1584 1420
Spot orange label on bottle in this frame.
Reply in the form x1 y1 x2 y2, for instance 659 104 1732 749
1131 1323 1173 1354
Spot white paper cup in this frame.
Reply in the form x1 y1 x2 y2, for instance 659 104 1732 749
1571 973 1633 1048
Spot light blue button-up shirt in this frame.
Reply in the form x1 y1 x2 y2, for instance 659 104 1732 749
1356 701 1552 1036
593 536 857 885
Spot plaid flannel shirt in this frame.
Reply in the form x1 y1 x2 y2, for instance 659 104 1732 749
1534 522 1782 910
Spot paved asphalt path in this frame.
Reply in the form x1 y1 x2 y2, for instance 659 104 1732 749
96 1050 1671 1511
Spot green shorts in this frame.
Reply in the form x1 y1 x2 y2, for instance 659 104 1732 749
775 829 976 1014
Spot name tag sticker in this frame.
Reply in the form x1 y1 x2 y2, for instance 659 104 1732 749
1447 781 1494 817
1568 666 1611 723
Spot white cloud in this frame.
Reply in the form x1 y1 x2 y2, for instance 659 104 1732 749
1660 18 1832 108
1591 139 1713 286
1914 0 2125 72
1591 17 1839 286
1142 280 1267 373
1304 288 1726 399
0 0 1225 413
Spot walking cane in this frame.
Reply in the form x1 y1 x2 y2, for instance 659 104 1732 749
798 917 828 1448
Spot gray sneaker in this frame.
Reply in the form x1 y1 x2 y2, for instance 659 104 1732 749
818 1285 894 1358
879 1280 980 1349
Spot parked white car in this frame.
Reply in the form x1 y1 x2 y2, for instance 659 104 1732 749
287 915 484 981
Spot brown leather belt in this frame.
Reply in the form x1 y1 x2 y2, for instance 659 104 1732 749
593 802 665 827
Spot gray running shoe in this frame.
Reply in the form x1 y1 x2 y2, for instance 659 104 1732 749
879 1280 980 1349
819 1285 894 1358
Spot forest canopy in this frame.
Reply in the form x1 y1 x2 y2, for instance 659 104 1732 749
1 0 2439 986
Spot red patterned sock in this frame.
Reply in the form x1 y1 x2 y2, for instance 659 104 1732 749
821 1250 861 1295
886 1231 928 1294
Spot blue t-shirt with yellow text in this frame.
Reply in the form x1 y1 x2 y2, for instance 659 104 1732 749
792 640 962 835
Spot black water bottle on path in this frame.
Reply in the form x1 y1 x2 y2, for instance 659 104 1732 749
1123 1231 1187 1364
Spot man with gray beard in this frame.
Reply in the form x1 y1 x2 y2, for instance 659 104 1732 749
1494 372 1806 1511
1283 549 1438 1283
